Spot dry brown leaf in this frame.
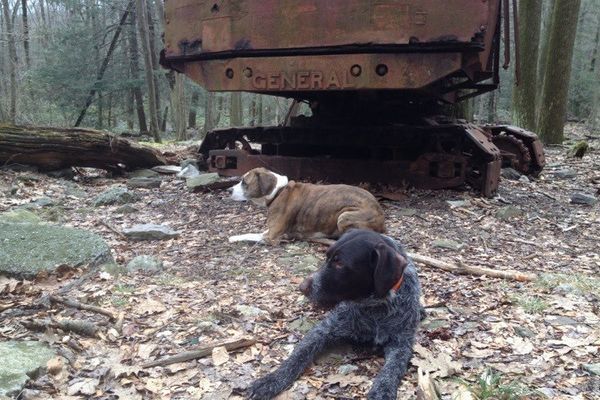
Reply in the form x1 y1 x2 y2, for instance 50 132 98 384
212 346 229 366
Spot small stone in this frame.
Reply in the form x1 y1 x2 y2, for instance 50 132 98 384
421 319 451 332
514 326 535 338
544 315 579 326
63 182 86 198
396 208 418 217
102 262 127 277
128 169 160 178
583 363 600 376
570 193 597 206
501 168 522 181
46 357 64 375
337 364 359 375
289 316 316 333
447 200 470 209
518 175 530 183
234 305 266 318
180 159 199 170
126 177 162 189
552 284 576 295
151 165 181 174
122 224 180 241
186 173 220 190
30 197 55 208
114 204 139 214
551 169 577 180
176 164 200 179
432 239 465 251
495 205 523 220
126 255 164 274
93 187 140 207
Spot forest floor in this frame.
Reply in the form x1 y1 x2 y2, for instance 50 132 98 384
0 124 599 400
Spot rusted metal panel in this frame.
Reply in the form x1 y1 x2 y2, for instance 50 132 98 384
182 53 463 92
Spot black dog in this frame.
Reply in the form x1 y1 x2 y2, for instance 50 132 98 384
249 229 422 400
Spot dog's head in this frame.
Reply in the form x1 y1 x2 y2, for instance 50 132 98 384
300 229 408 308
230 168 288 206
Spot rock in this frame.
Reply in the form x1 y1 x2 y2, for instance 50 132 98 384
396 208 418 217
114 204 139 214
514 326 535 338
180 159 199 170
46 168 75 180
126 177 162 189
102 262 127 277
421 319 451 332
569 141 589 158
583 363 600 376
23 197 55 208
0 209 42 224
0 341 56 397
0 223 112 278
544 315 579 326
552 284 576 295
432 239 465 251
151 165 181 174
495 205 523 220
93 187 140 207
501 168 522 181
234 305 266 318
337 364 359 375
128 169 160 178
63 182 86 198
447 200 470 209
289 316 316 333
176 164 200 179
122 224 180 241
186 173 220 190
518 175 530 183
126 255 164 274
570 193 597 206
551 169 577 180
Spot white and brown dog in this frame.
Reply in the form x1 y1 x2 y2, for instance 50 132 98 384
229 167 385 244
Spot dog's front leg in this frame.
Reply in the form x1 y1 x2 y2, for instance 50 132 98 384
248 321 337 399
368 340 414 400
229 230 268 243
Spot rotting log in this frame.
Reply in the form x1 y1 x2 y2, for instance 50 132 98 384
0 125 167 171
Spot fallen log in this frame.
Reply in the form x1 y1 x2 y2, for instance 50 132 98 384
407 252 537 282
49 295 116 321
0 125 166 171
142 338 256 368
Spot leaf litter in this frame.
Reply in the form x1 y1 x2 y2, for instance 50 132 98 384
0 125 598 399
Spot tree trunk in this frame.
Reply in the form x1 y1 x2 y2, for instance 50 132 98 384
537 0 555 101
537 0 582 144
135 0 161 141
171 72 187 140
127 9 148 133
21 0 30 68
230 92 242 126
1 0 18 123
147 4 161 129
486 91 497 123
0 125 167 171
511 0 542 131
74 0 134 127
188 90 199 128
203 92 216 138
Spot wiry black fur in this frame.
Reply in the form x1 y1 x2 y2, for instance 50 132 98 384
248 229 422 400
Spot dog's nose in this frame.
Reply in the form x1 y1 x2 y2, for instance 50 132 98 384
299 276 313 296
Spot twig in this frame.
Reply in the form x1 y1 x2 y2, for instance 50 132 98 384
142 338 256 368
98 220 127 239
49 295 116 320
408 252 537 282
22 318 99 337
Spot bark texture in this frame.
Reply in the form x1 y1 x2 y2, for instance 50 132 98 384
0 125 166 170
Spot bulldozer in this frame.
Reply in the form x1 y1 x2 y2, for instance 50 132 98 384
160 0 545 197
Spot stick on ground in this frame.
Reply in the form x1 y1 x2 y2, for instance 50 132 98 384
49 295 116 320
408 252 537 282
142 338 256 368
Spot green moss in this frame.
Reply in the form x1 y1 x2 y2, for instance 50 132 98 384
0 210 42 224
0 341 56 396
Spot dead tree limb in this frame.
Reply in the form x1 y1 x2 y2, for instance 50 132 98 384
142 338 256 368
0 125 166 171
408 252 537 282
49 295 116 321
22 318 99 337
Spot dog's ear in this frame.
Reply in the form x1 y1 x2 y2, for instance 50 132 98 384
371 243 407 297
256 171 276 196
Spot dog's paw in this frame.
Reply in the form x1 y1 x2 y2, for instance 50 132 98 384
229 233 265 243
247 374 287 400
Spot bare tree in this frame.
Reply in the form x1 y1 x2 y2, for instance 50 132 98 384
230 92 242 126
1 0 17 123
127 9 148 133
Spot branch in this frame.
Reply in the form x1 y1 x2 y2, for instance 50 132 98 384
49 295 116 320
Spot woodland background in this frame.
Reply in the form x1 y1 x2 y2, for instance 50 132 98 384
0 0 598 142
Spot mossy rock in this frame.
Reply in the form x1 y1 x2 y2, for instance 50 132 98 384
0 223 112 278
0 341 56 397
93 187 140 207
0 209 42 224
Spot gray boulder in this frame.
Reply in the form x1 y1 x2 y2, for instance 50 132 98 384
570 193 597 206
151 165 181 175
0 223 112 278
180 159 199 170
186 173 220 190
176 164 200 179
93 187 140 207
128 169 160 178
122 224 180 241
0 341 56 397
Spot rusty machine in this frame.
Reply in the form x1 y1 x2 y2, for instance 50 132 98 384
161 0 545 197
